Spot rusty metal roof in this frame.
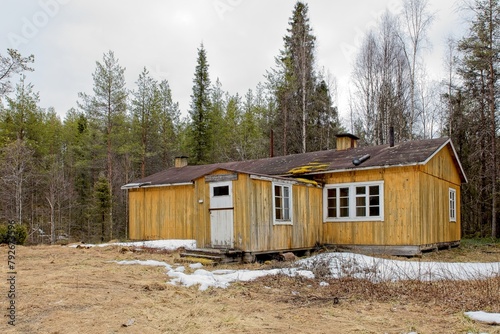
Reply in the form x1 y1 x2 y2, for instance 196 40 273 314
123 137 466 188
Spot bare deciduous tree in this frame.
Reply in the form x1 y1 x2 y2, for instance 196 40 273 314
399 0 434 139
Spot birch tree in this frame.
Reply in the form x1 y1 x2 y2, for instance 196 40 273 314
399 0 434 139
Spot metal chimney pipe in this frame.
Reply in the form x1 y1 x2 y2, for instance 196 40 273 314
270 129 274 157
389 127 395 147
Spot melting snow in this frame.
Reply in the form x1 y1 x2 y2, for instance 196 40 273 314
108 239 499 325
69 239 196 250
296 252 500 282
464 311 500 325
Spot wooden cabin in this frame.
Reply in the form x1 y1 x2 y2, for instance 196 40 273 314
122 135 467 257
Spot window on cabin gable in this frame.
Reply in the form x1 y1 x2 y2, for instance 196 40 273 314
324 181 384 222
273 182 292 225
449 188 456 222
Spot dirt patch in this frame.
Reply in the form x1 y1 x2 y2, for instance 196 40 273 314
1 244 498 334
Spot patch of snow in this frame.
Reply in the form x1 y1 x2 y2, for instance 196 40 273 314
189 263 203 269
115 258 314 291
174 266 185 273
464 311 500 325
113 248 499 325
69 239 196 250
115 259 172 270
297 252 500 282
167 267 315 291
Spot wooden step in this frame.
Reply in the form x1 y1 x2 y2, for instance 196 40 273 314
179 248 243 264
180 252 224 261
185 248 224 255
175 256 216 266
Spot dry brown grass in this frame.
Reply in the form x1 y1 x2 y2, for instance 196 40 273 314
255 274 500 313
0 243 498 334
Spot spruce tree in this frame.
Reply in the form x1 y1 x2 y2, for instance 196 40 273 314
284 1 316 153
188 43 212 164
269 2 338 155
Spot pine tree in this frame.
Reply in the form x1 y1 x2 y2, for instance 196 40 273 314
0 76 40 145
0 49 34 97
131 67 158 178
78 50 127 240
156 80 181 169
457 0 499 238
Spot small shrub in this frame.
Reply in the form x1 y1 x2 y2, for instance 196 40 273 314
0 223 28 245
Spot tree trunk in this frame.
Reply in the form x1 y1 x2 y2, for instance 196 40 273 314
487 0 497 238
107 120 113 241
47 196 55 244
301 33 307 153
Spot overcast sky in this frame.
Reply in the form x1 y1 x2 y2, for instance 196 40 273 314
1 0 466 125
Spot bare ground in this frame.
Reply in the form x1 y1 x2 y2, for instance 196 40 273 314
1 243 499 334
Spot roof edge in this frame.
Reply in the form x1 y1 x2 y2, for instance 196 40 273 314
121 182 193 189
422 138 467 183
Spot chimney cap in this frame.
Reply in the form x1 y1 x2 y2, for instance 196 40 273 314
335 133 360 140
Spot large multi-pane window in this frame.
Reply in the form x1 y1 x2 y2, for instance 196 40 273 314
324 181 384 222
273 182 292 225
449 188 456 222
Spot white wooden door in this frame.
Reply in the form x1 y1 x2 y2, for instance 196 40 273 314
209 181 234 248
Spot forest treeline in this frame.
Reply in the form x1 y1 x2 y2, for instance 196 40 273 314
0 0 498 243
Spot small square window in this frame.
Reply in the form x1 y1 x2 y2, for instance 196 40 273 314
213 185 229 197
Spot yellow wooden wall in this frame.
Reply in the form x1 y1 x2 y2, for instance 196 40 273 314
322 143 462 247
321 167 422 246
233 175 322 252
128 171 323 252
128 144 462 250
418 144 461 244
128 184 207 244
199 171 322 252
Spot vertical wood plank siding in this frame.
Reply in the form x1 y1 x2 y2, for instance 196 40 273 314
242 177 322 252
128 185 200 243
128 172 323 252
419 145 461 244
128 143 462 251
322 144 461 246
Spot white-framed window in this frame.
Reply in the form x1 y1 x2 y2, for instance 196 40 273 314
324 181 384 222
273 182 293 225
449 188 456 222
